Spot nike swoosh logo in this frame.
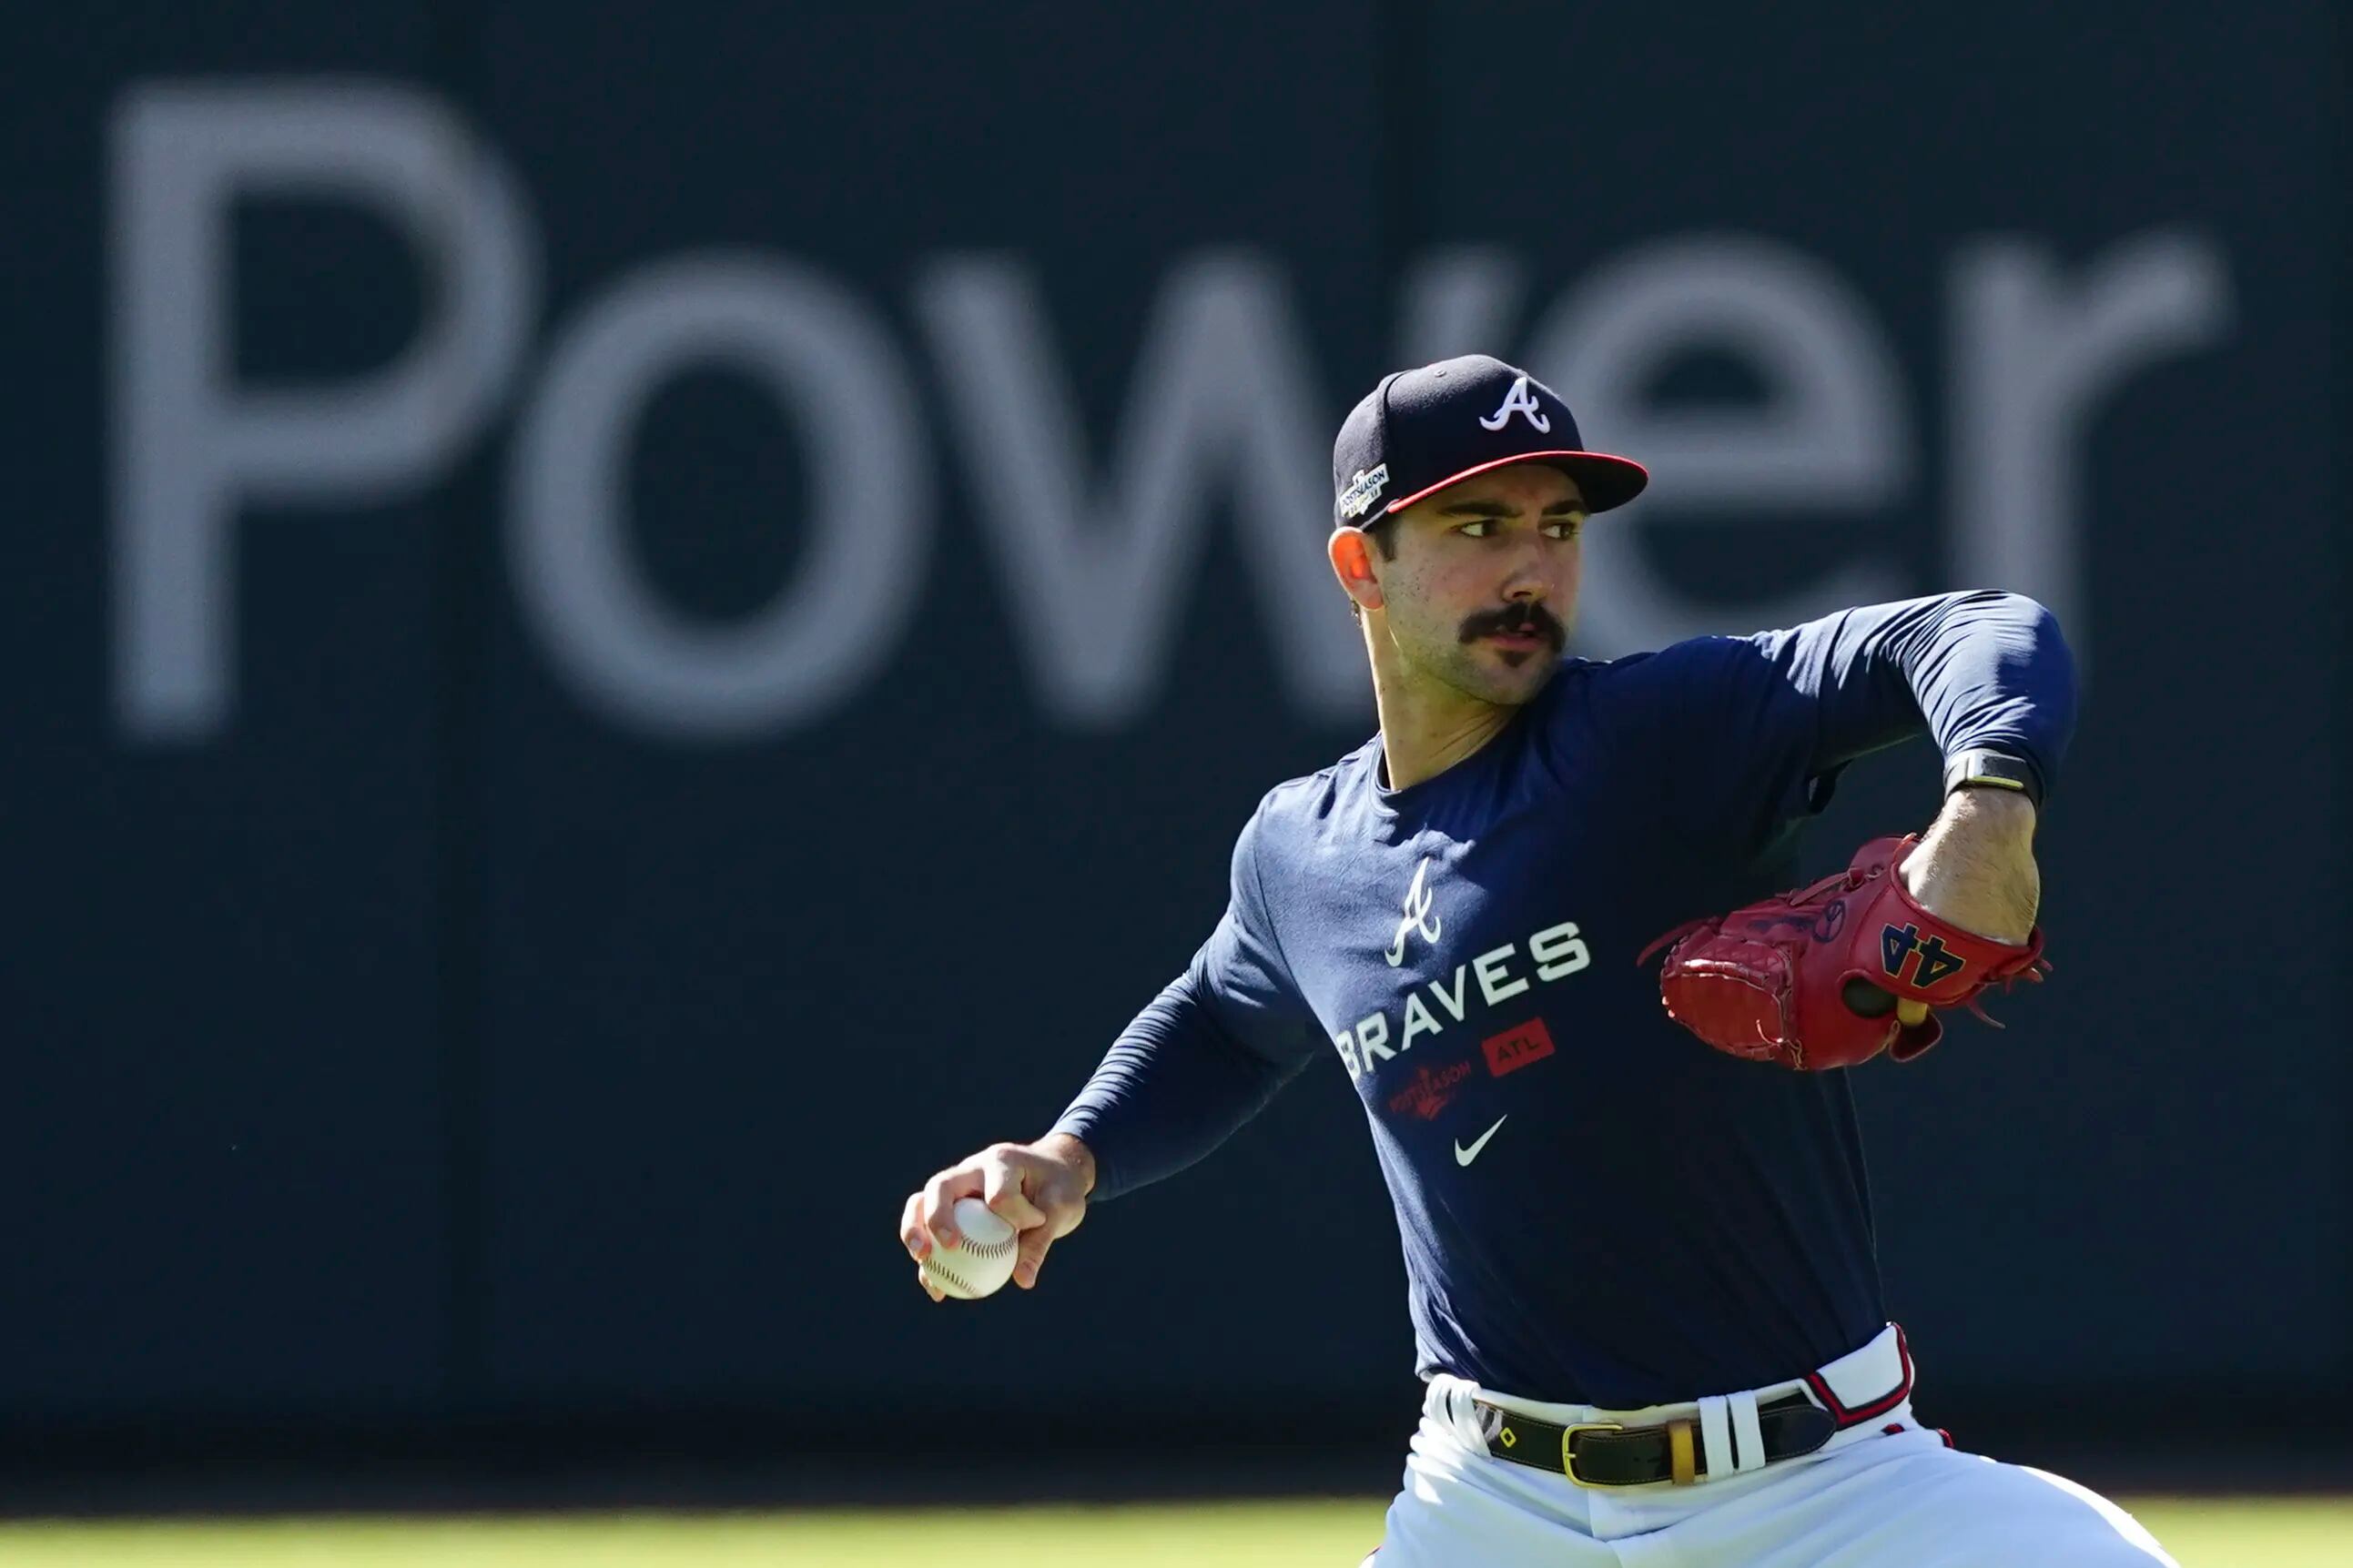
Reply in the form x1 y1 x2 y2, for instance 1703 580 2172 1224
1454 1116 1507 1167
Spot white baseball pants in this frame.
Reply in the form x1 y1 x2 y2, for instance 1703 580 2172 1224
1371 1325 2176 1567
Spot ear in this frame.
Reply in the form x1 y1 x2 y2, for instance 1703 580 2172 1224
1329 526 1385 613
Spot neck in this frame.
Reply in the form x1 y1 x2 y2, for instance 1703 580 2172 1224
1366 622 1520 791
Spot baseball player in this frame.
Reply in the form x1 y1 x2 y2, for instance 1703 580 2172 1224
898 356 2176 1565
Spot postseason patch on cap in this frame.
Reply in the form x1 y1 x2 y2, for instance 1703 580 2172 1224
1338 463 1389 521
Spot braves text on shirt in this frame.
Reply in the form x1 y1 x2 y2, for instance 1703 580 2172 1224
1333 917 1590 1079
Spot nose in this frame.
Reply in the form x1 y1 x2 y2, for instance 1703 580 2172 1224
1500 545 1551 602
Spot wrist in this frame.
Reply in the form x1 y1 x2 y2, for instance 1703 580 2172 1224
1905 790 2041 943
1938 782 2038 839
1037 1131 1099 1197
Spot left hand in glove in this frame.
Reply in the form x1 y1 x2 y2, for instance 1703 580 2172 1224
1638 835 2050 1071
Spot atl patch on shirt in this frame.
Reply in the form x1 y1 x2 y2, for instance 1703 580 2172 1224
1482 1018 1556 1077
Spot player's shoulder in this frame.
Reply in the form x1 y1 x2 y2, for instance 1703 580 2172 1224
1585 632 1771 684
1569 634 1775 732
1251 742 1374 829
1229 739 1381 862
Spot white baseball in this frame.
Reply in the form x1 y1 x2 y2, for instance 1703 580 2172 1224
922 1196 1019 1300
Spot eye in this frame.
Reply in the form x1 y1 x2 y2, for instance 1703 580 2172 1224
1455 521 1493 539
1545 512 1588 540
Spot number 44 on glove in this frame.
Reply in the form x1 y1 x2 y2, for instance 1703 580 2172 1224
1638 835 2050 1072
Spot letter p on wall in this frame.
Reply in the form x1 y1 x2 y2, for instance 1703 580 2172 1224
109 81 536 741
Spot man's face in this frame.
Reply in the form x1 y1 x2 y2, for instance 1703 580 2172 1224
1356 463 1587 706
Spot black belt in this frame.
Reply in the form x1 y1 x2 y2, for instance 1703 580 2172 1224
1476 1390 1837 1487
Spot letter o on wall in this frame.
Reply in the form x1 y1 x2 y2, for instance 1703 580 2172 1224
510 255 930 737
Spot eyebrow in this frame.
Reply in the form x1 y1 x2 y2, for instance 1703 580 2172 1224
1434 498 1590 518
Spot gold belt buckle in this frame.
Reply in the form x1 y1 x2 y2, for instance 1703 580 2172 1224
1559 1421 1629 1488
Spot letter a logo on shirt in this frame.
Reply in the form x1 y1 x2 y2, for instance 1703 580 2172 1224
1386 856 1443 967
1477 375 1551 433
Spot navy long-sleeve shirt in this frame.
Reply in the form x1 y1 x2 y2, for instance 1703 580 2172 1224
1052 592 2076 1406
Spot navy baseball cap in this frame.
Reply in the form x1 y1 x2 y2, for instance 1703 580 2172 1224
1331 355 1648 528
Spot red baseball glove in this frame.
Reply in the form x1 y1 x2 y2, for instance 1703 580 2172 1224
1638 835 2049 1071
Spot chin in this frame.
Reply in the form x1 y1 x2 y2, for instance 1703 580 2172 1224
1467 653 1558 705
1408 636 1561 705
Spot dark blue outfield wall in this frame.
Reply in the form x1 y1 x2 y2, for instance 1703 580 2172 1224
2 0 2341 1455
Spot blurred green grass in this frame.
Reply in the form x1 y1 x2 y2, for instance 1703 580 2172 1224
1 1497 2344 1565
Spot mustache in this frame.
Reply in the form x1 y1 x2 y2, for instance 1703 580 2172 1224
1458 602 1567 652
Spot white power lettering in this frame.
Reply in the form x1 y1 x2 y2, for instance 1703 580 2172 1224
1354 1012 1395 1067
1401 992 1443 1047
101 82 2230 748
1947 230 2231 659
1333 1028 1361 1077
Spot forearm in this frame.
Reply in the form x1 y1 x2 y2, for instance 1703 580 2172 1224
1902 786 2040 943
1049 975 1303 1201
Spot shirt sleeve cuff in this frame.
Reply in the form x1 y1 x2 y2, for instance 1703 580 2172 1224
1941 748 2045 810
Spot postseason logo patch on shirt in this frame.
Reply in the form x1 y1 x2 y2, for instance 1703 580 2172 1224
1338 463 1389 520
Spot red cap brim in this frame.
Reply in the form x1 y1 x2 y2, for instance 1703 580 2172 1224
1382 450 1650 517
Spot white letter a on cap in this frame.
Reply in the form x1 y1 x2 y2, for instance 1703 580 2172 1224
1478 374 1551 432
